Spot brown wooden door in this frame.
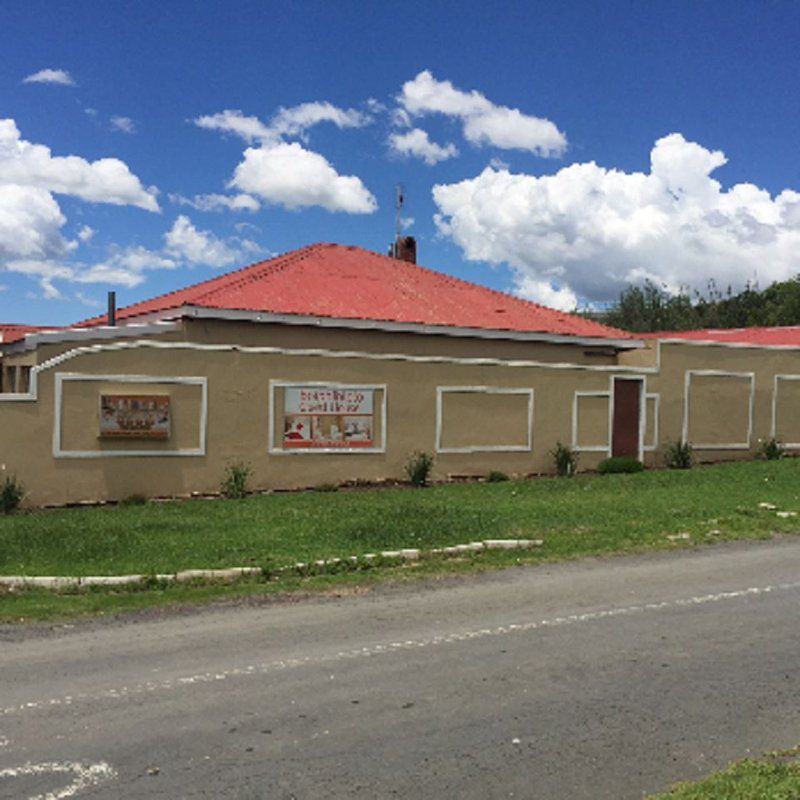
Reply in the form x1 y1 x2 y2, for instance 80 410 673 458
612 379 642 458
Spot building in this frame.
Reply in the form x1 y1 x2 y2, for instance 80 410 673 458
1 241 799 507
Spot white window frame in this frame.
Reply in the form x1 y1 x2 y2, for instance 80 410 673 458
268 380 387 455
53 372 208 458
435 386 534 454
771 374 800 449
682 369 754 450
571 391 611 453
643 393 660 452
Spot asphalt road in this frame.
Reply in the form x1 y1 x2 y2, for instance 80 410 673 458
1 537 799 799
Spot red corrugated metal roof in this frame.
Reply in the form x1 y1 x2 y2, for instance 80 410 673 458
78 243 632 341
645 326 800 346
0 324 51 344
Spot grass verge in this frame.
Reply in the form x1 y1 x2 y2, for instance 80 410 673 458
1 459 800 622
649 747 800 798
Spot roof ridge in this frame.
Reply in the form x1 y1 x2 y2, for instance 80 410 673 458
371 247 629 337
191 243 325 303
153 243 324 308
73 243 328 326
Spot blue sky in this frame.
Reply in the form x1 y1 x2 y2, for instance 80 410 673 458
2 0 800 325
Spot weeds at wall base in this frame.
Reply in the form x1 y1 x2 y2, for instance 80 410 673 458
0 473 24 515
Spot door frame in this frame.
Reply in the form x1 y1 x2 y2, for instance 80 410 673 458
609 375 646 461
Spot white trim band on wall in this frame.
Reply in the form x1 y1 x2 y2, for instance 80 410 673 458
268 380 388 455
1 335 664 407
435 386 534 454
53 373 208 459
771 374 800 449
571 391 611 453
643 393 660 452
682 369 755 450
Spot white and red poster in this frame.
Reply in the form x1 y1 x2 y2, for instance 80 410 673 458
99 394 171 439
283 386 374 449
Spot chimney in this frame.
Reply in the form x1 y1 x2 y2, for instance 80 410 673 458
391 235 417 264
107 291 117 327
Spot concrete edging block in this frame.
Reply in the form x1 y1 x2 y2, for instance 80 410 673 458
0 537 546 591
80 575 145 587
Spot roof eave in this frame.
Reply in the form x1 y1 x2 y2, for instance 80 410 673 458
178 305 643 350
1 320 181 354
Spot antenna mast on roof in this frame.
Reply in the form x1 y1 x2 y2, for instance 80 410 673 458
388 184 416 263
395 183 404 241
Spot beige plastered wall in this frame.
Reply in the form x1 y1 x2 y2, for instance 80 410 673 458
3 326 800 506
646 340 800 464
182 318 622 366
0 329 632 506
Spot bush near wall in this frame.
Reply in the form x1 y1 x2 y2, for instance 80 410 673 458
597 456 644 474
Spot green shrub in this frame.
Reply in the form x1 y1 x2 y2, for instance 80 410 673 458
119 493 148 506
664 440 693 469
221 462 251 499
486 470 510 483
550 441 578 477
759 437 785 461
405 450 434 487
0 472 24 514
597 456 644 474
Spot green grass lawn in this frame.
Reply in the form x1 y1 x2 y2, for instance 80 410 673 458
1 458 800 622
2 459 800 576
650 749 800 799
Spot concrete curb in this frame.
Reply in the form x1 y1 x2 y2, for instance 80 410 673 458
0 539 544 591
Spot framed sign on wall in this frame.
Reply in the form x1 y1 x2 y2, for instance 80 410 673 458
99 394 171 439
269 382 386 454
283 386 374 449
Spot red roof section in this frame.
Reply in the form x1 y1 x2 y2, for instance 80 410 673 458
0 324 52 344
79 243 632 341
645 326 800 346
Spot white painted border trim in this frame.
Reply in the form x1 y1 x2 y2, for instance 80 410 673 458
0 337 664 406
2 320 180 354
609 375 647 461
53 373 208 459
268 380 387 455
571 391 611 453
656 335 800 352
682 369 755 450
643 393 660 452
435 385 534 454
770 374 800 449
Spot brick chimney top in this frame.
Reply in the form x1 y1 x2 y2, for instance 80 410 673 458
390 235 416 264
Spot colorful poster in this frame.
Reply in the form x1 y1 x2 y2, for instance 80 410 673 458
99 394 171 439
283 386 374 449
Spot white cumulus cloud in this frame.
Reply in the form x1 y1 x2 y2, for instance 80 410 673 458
77 225 95 243
22 68 76 86
170 192 261 213
270 101 370 139
0 119 159 211
4 244 178 297
193 101 376 215
432 132 800 307
110 116 136 134
0 185 70 261
193 110 274 144
399 71 567 157
388 128 458 165
194 102 370 145
164 215 240 267
230 142 377 214
4 259 75 299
